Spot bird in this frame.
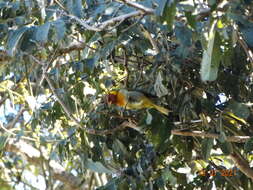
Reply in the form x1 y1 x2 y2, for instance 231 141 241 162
106 89 171 115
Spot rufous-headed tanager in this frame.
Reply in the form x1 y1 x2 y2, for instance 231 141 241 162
106 89 171 115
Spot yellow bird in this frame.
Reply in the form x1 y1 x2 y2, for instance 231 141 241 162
106 89 171 115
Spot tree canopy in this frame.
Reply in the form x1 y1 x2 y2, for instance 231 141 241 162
1 0 253 189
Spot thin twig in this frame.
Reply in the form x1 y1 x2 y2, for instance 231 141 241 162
6 106 26 129
123 49 130 87
65 9 150 31
39 148 49 188
97 11 147 30
171 130 250 143
44 74 81 125
6 139 86 189
85 121 142 136
54 0 68 12
24 53 45 66
0 122 36 141
114 0 155 14
121 15 144 33
140 24 159 54
68 14 101 31
0 63 36 107
38 45 60 86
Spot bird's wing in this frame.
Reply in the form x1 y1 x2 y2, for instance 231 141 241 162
125 91 146 108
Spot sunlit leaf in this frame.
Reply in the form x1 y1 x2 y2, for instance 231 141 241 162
36 0 46 20
84 159 116 174
35 22 51 43
154 72 168 97
200 20 222 81
146 111 152 125
73 0 83 18
6 27 29 56
52 19 66 41
0 135 8 151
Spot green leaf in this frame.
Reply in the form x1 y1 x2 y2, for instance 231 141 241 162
52 19 66 41
97 177 119 190
82 58 95 73
73 0 83 18
162 1 177 31
240 26 253 47
147 111 171 152
35 22 51 43
244 137 253 153
175 23 192 47
201 138 214 160
112 139 129 158
208 0 216 6
185 11 196 29
218 131 227 143
200 20 222 81
19 27 37 52
154 71 168 97
155 0 168 16
82 33 102 57
62 93 76 114
67 0 83 17
227 101 250 120
6 27 29 56
146 111 153 125
162 167 177 186
219 141 233 155
0 135 8 151
84 159 116 174
95 40 118 62
36 0 46 20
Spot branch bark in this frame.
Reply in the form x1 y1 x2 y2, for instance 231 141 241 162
68 9 152 31
114 0 155 14
237 32 253 65
171 130 250 143
230 152 253 180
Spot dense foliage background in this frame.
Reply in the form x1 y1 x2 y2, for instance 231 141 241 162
1 0 253 189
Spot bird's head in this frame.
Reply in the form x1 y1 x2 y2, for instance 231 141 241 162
106 91 118 105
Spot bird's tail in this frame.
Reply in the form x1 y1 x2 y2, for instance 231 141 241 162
153 104 171 115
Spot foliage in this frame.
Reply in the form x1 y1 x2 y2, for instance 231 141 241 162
1 0 253 189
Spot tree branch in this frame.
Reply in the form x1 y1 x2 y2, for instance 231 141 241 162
230 152 253 180
171 130 250 143
44 74 81 126
57 42 87 55
114 0 155 14
6 139 85 190
66 8 150 31
86 121 142 136
68 14 101 32
237 31 253 65
6 106 26 129
140 24 159 54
